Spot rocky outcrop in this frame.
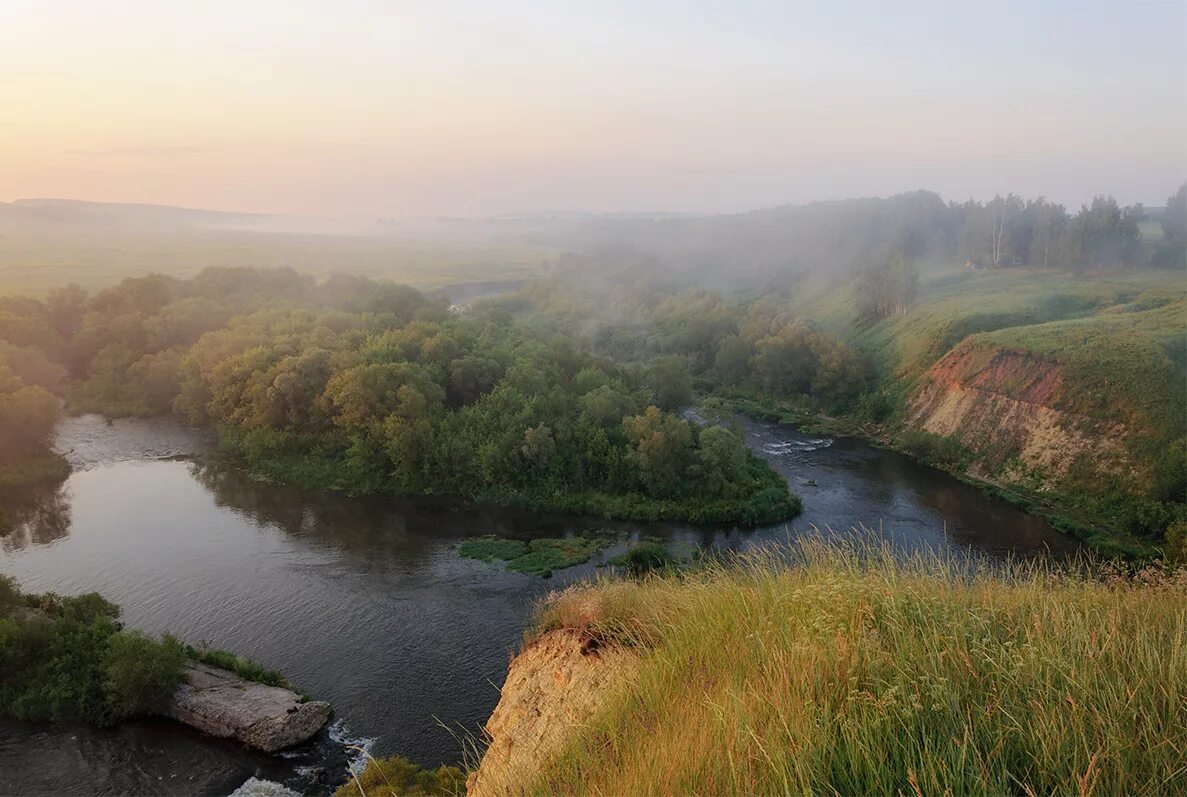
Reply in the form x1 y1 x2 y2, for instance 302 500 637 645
908 342 1138 490
467 629 634 797
165 663 331 753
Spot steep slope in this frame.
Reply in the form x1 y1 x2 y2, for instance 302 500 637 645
905 297 1185 501
467 629 633 797
908 341 1138 490
466 541 1187 797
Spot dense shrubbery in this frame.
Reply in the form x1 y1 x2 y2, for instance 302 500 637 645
0 576 185 725
334 755 465 797
895 430 971 471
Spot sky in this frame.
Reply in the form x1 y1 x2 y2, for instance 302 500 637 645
2 0 1185 219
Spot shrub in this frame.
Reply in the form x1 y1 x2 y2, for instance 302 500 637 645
103 631 186 718
334 755 465 797
608 540 673 576
896 429 969 470
0 585 185 725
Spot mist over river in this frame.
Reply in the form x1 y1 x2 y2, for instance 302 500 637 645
0 414 1077 795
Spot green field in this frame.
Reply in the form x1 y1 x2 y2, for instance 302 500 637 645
0 222 557 296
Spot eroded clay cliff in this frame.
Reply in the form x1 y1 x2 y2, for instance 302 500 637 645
467 629 633 797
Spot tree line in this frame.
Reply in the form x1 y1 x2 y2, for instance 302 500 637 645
543 183 1187 298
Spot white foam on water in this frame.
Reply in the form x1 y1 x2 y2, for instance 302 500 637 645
328 718 378 776
762 438 833 455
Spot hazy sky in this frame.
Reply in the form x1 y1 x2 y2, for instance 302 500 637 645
3 0 1185 219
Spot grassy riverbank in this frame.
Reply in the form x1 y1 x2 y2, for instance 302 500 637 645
521 538 1187 796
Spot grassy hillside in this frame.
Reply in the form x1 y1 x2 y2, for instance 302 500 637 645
796 268 1184 384
780 268 1186 545
523 538 1187 796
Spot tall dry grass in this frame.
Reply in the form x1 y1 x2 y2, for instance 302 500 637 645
529 536 1187 796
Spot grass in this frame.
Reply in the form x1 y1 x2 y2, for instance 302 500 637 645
459 532 622 577
972 297 1185 445
526 535 1187 796
183 643 308 698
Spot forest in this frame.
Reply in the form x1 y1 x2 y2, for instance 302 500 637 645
0 268 800 526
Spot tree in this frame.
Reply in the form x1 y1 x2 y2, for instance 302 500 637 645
323 362 443 430
520 424 556 470
695 426 749 498
1163 183 1186 245
854 254 917 320
623 406 694 495
1063 196 1141 272
649 356 692 411
579 384 637 427
752 323 816 394
448 355 502 406
714 335 752 384
0 382 59 461
1027 199 1069 268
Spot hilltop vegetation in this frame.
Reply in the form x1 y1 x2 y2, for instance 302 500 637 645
510 538 1187 796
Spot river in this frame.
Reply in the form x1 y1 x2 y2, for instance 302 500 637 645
0 414 1077 795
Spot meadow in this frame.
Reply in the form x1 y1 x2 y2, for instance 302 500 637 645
526 536 1187 796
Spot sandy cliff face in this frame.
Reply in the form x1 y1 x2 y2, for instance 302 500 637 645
467 629 633 797
907 342 1139 492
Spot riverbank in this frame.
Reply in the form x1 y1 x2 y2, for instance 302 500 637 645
718 391 1164 558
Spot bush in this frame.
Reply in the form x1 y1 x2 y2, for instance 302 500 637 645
103 631 186 718
334 755 465 797
608 540 673 576
896 429 969 470
0 581 185 726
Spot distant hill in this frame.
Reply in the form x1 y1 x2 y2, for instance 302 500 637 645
6 198 277 231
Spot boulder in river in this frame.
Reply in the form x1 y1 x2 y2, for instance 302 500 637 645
165 663 331 752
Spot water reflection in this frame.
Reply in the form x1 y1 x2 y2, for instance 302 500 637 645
0 484 72 552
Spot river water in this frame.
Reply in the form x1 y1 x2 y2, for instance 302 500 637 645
0 414 1077 795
